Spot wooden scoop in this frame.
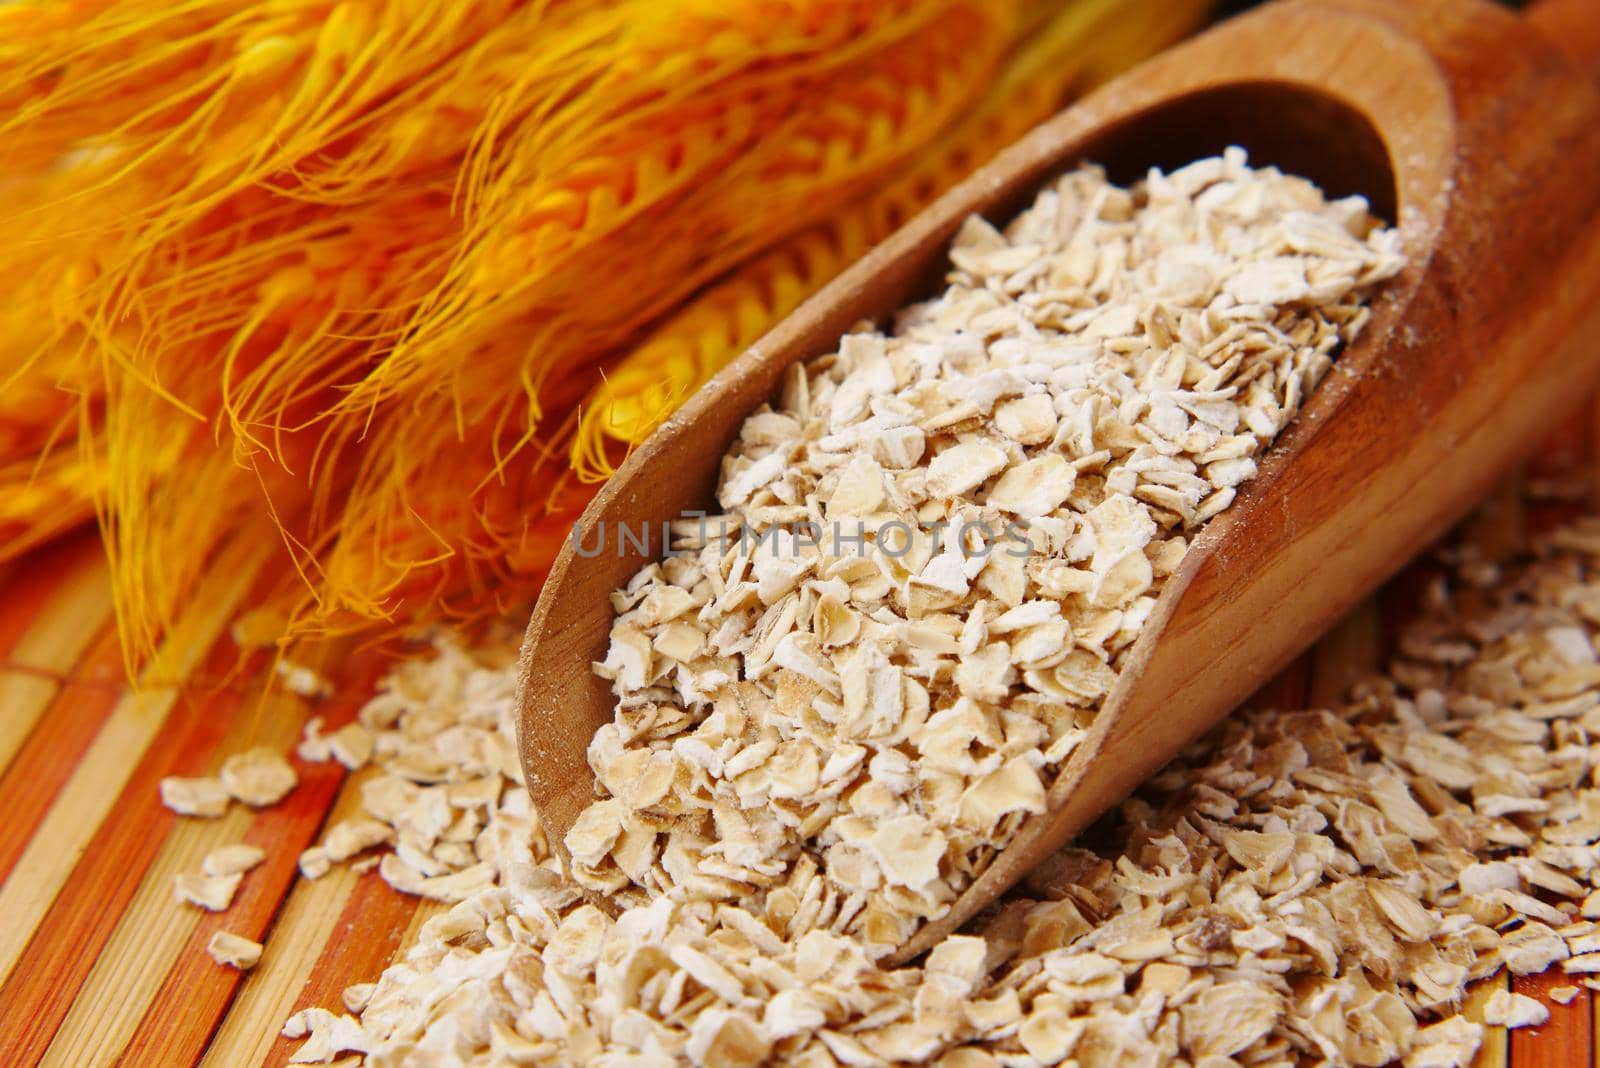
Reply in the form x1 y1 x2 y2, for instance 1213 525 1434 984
519 0 1600 965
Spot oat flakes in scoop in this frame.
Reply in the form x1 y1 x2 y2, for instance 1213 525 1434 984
568 148 1404 957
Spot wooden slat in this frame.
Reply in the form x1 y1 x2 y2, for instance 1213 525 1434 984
0 536 261 985
40 683 315 1067
1248 653 1312 710
1510 970 1592 1066
199 856 374 1068
0 679 118 883
65 623 138 690
2 538 114 680
0 669 61 776
0 541 266 1059
1592 980 1600 1068
0 596 121 792
116 653 391 1068
0 684 191 994
37 798 258 1068
0 530 103 668
254 871 421 1068
262 898 447 1068
1464 977 1512 1068
200 770 424 1068
1307 595 1380 708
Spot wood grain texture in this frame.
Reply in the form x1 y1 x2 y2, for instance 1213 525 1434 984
0 671 62 779
0 531 105 669
1510 971 1593 1065
1464 977 1512 1068
0 678 117 882
0 537 114 679
515 0 1600 962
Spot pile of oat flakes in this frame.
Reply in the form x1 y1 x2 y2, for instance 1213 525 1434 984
564 148 1404 954
238 510 1600 1066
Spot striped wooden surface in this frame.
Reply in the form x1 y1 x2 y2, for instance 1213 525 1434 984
1 415 1598 1066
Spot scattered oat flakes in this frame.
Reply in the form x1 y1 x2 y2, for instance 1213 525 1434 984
208 930 263 970
174 871 242 912
326 722 375 770
284 1009 370 1064
298 717 332 762
342 983 376 1015
1404 1016 1483 1068
321 819 392 862
276 659 333 699
1482 989 1549 1029
299 847 332 881
160 776 230 818
220 747 298 807
203 843 266 878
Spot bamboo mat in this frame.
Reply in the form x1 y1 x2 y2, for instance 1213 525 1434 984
3 417 1600 1066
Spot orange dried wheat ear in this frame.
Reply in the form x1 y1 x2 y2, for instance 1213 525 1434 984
341 0 995 409
264 0 1021 641
0 0 1210 667
571 0 1214 478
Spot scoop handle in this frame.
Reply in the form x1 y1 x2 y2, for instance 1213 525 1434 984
1528 0 1600 82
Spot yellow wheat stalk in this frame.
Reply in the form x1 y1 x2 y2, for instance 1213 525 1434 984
0 0 1210 664
571 0 1212 477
